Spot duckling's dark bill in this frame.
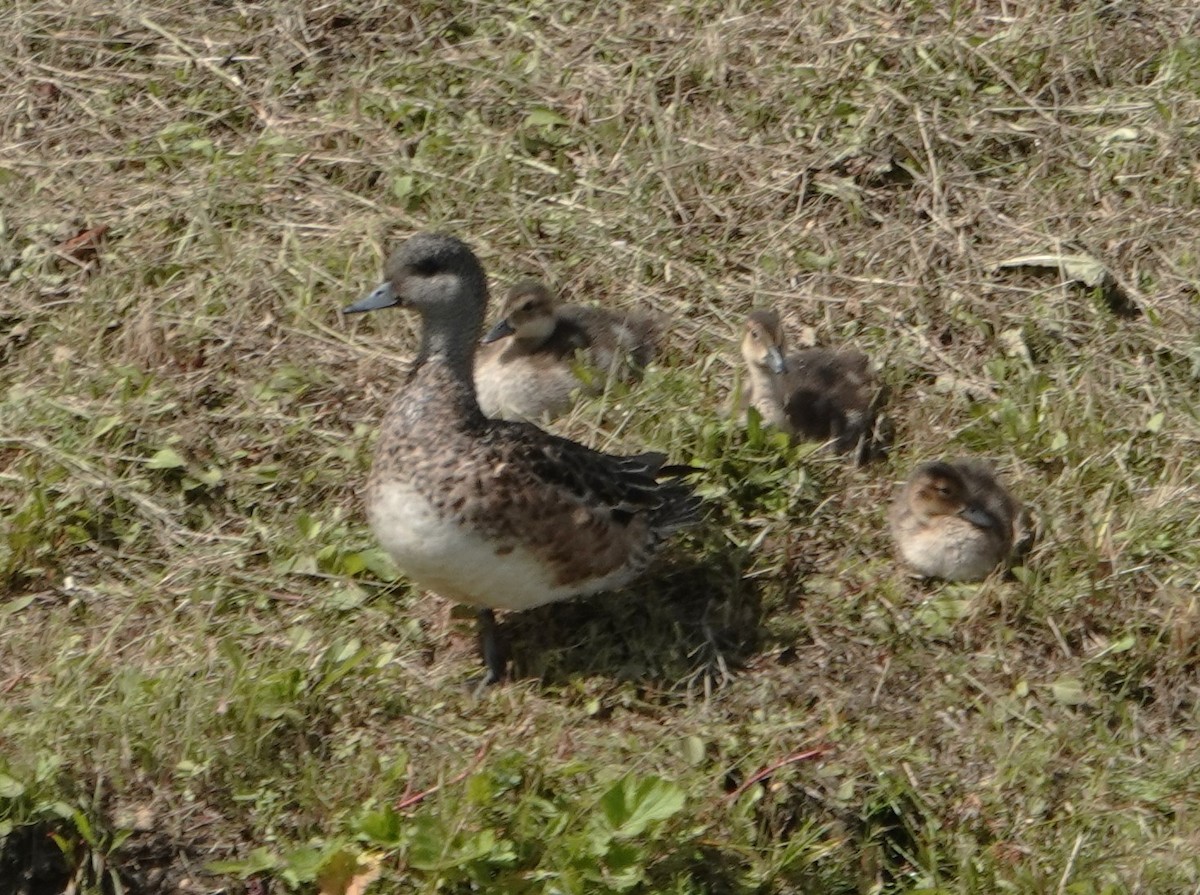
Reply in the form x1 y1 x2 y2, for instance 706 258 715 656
960 504 999 531
344 281 400 314
766 345 787 374
481 317 515 344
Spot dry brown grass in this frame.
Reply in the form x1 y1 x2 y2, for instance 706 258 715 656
3 1 1200 892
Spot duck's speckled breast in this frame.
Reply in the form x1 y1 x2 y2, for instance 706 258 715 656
365 361 651 609
368 476 637 610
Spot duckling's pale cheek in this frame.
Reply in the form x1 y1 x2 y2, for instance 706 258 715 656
518 316 556 343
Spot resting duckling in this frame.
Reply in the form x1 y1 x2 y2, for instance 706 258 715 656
344 234 701 683
474 279 662 421
738 309 883 460
889 459 1020 581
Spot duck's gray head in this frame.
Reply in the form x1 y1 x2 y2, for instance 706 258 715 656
741 308 787 375
345 233 489 329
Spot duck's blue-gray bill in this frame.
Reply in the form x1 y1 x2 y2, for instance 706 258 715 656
344 282 399 314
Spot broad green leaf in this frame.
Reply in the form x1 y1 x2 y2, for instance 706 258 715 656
194 466 223 486
0 773 26 799
206 847 280 878
316 849 381 895
392 175 415 199
1 595 36 617
524 108 569 128
745 405 764 443
357 549 400 582
280 846 325 884
297 508 321 537
408 814 499 871
680 735 706 766
1051 677 1087 706
466 772 497 806
599 775 685 838
93 415 122 437
1108 633 1136 653
326 586 367 611
339 553 366 576
356 806 401 846
145 448 186 469
1090 633 1136 660
994 253 1111 288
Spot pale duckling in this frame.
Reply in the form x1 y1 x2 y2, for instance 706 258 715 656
889 459 1020 581
739 309 883 461
474 279 662 421
344 234 701 683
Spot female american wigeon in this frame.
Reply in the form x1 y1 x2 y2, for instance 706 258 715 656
889 459 1020 581
344 234 701 683
738 308 884 461
474 279 662 421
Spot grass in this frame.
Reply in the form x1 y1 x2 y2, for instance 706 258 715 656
3 0 1200 891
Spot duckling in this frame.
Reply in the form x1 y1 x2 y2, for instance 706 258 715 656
889 459 1020 581
344 234 701 683
474 279 662 421
739 309 883 460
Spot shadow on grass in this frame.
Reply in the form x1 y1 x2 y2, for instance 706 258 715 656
0 823 69 895
0 819 213 895
502 545 762 691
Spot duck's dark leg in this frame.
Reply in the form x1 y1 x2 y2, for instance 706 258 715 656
477 608 506 685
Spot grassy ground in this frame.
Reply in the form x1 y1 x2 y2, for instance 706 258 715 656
3 0 1200 892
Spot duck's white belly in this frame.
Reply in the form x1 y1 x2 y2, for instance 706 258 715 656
898 520 1001 582
369 481 636 611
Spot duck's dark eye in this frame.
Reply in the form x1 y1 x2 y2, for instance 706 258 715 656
410 257 440 277
750 331 760 340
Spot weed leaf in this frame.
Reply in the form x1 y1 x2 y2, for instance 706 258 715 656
0 773 26 799
598 775 685 839
994 253 1112 287
316 849 381 895
145 448 186 470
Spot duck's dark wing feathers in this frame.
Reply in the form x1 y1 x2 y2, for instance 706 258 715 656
486 421 703 533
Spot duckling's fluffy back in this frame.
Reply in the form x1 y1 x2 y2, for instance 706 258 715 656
780 347 873 442
558 304 663 372
742 341 885 461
